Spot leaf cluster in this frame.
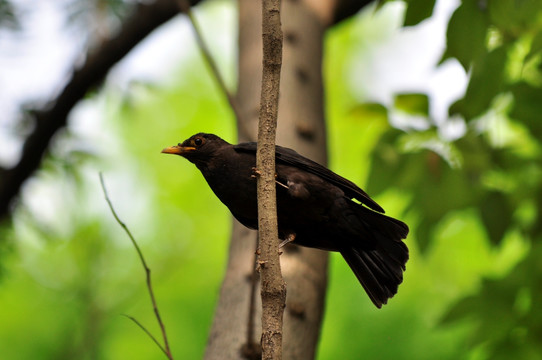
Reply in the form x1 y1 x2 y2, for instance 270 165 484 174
365 1 542 357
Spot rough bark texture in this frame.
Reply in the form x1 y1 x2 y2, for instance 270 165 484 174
204 0 349 359
257 1 285 359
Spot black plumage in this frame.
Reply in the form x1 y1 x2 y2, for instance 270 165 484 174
162 133 409 308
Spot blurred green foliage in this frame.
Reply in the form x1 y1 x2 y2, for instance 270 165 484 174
360 0 542 359
1 0 541 359
402 0 436 26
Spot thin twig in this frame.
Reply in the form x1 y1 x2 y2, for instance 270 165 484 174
122 314 170 356
0 0 189 222
177 0 243 124
99 173 173 360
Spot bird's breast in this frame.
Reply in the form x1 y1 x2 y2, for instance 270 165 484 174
200 157 259 224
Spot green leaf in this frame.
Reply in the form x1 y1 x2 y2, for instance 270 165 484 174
479 191 513 245
366 129 404 195
448 98 465 118
461 46 508 120
509 82 542 136
489 0 542 39
415 216 439 253
375 0 392 11
403 0 436 26
440 294 479 324
527 31 542 61
398 129 462 168
367 129 485 254
442 1 490 70
394 93 429 116
440 244 542 358
350 102 388 122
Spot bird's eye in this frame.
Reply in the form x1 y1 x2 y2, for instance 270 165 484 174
194 138 203 146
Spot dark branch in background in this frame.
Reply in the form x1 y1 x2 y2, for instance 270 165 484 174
0 0 372 222
99 173 173 360
0 0 201 221
257 0 285 359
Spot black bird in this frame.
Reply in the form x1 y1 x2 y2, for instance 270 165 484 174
162 133 409 308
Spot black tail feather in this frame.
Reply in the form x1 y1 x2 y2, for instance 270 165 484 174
341 240 407 308
341 203 409 308
341 249 388 308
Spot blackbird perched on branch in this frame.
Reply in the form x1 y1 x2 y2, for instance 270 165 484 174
162 133 409 308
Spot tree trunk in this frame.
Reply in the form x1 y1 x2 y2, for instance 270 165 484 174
204 0 330 359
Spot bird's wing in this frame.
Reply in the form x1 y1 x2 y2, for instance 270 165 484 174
233 142 385 213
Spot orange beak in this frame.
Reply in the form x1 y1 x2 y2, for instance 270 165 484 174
161 145 196 155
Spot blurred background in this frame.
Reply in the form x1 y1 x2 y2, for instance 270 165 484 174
0 0 541 359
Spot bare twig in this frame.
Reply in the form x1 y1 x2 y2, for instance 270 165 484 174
177 0 243 124
99 173 173 360
122 314 170 357
256 0 285 359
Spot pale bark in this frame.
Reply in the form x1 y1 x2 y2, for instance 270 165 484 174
204 0 373 359
205 0 330 359
256 0 286 359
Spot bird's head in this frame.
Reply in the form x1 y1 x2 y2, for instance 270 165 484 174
161 133 228 166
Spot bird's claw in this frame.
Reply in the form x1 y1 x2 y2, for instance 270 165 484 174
279 233 296 249
251 167 262 178
251 167 282 181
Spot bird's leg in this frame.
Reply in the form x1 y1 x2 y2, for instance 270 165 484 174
279 233 296 248
251 167 262 178
252 167 289 189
